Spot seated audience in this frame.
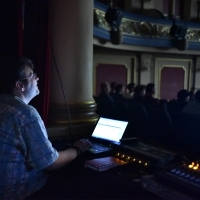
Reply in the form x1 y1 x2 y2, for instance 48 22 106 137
97 82 115 117
132 85 146 105
159 99 168 109
123 83 135 99
168 89 189 112
110 81 116 96
144 83 159 108
188 86 196 102
112 84 126 101
182 90 200 114
98 82 114 103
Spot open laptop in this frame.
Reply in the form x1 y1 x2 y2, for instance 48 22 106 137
88 117 129 154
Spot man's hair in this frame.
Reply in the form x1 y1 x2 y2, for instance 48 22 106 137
0 57 34 94
145 83 155 93
195 90 200 101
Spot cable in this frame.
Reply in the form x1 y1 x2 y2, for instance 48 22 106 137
50 39 72 137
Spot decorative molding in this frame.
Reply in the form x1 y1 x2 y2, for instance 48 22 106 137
48 102 98 125
196 57 200 72
94 8 200 42
93 1 200 50
140 54 153 71
47 102 98 140
155 58 192 98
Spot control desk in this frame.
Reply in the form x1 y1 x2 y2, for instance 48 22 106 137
28 138 199 199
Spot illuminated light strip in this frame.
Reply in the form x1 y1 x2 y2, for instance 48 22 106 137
115 152 150 166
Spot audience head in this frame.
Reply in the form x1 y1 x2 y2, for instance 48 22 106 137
110 82 117 93
100 82 110 94
134 85 146 96
145 83 156 96
115 84 124 94
127 83 135 93
189 87 196 96
190 86 196 93
177 89 189 102
195 90 200 101
188 87 196 101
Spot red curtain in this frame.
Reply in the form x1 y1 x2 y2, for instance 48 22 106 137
0 0 50 125
18 0 24 57
0 0 20 61
23 0 51 125
0 0 21 94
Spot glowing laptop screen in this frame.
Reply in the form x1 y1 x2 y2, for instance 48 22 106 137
91 117 128 142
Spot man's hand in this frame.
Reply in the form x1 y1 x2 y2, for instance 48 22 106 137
45 139 91 171
73 138 91 153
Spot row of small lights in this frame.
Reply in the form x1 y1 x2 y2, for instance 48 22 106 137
115 155 200 170
115 152 149 166
188 162 200 170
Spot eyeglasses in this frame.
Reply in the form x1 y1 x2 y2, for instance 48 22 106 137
23 73 37 80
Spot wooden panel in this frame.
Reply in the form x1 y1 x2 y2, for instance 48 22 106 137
160 67 185 100
96 64 127 95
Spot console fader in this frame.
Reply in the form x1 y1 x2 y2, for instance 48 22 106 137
141 161 200 199
111 140 200 199
154 161 200 199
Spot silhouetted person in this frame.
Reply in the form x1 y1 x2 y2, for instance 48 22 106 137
123 83 135 99
188 87 196 102
110 81 116 96
182 90 200 114
144 83 159 108
112 84 126 101
97 82 115 117
98 82 114 103
168 89 189 112
132 85 146 105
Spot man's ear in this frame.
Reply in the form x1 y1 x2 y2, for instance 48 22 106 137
15 81 24 91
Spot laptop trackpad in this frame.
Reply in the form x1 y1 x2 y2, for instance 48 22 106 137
88 143 112 154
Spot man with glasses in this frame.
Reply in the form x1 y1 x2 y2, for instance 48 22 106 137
0 58 91 199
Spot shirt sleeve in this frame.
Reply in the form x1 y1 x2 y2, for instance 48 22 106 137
21 107 59 171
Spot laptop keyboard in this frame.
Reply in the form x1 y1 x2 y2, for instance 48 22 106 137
90 143 111 152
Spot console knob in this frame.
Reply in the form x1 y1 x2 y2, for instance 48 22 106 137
170 168 176 173
184 173 190 179
141 182 147 188
195 176 200 184
180 172 185 176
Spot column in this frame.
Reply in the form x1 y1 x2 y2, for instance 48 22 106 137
123 0 133 13
169 0 176 18
48 0 98 139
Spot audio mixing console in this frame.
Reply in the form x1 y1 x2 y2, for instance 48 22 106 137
141 161 200 199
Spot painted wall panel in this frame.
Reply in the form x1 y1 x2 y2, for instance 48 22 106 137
96 64 127 95
160 67 185 100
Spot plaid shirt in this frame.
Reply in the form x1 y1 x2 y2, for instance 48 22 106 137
0 94 59 199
